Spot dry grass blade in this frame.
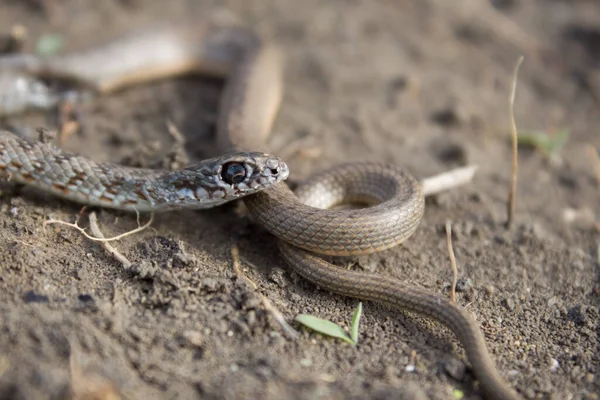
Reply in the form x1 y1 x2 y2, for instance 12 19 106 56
230 245 300 339
445 221 458 303
421 165 478 197
88 212 132 269
506 56 524 229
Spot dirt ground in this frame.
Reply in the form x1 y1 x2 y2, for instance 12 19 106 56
0 0 598 399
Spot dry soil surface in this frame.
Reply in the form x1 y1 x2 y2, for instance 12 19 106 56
0 1 598 399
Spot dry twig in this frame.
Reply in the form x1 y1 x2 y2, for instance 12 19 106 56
445 221 458 303
506 56 524 229
421 165 478 197
231 245 300 339
44 212 153 242
88 212 132 269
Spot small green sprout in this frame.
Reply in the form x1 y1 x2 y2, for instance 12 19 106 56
35 33 65 56
452 388 465 399
295 302 363 346
350 301 362 343
517 128 570 157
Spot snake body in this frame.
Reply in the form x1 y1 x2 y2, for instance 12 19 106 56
0 20 522 400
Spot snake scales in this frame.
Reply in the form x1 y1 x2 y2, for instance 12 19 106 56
0 19 522 400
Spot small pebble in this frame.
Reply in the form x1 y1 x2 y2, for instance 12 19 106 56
443 358 466 381
501 297 516 311
455 278 473 292
550 358 559 372
300 358 313 367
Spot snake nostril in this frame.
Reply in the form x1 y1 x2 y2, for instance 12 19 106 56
269 167 279 175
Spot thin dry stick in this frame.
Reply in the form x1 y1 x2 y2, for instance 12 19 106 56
44 212 154 242
165 119 186 144
506 56 524 229
445 221 458 303
421 165 478 197
230 245 300 339
88 212 132 269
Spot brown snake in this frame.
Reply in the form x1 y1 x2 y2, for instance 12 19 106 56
0 20 522 400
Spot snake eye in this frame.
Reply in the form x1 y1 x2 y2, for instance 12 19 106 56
221 162 247 185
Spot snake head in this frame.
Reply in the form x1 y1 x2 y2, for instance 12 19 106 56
168 151 289 207
211 151 289 195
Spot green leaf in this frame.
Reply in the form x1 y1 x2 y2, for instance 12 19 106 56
452 388 464 399
295 314 354 345
35 34 64 56
517 128 570 156
350 302 363 344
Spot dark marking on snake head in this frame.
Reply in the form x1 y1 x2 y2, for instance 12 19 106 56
10 160 23 169
134 189 149 201
172 179 193 190
99 194 114 203
105 185 119 196
52 184 71 196
66 177 83 188
19 171 34 183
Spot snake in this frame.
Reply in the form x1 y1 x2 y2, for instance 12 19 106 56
0 19 523 400
0 132 289 211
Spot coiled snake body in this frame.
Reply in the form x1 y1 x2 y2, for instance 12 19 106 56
0 20 522 400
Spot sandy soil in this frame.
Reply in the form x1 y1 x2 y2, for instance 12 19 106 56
0 1 598 399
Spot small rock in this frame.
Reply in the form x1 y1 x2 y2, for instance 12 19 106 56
246 310 257 327
201 278 220 292
289 292 303 303
455 278 473 292
443 358 467 381
243 294 261 310
173 250 190 267
550 358 560 372
268 268 289 288
501 297 516 311
182 330 203 347
300 358 313 367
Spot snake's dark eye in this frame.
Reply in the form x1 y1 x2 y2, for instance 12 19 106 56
221 162 247 184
